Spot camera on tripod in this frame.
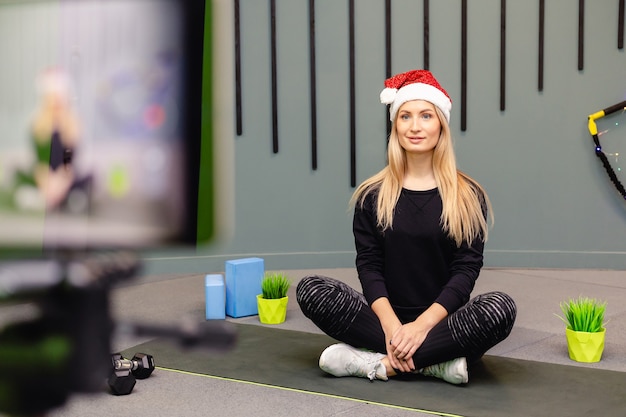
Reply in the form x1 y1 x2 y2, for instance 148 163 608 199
0 1 233 415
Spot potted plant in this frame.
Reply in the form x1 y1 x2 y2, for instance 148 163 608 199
557 296 607 363
257 272 291 324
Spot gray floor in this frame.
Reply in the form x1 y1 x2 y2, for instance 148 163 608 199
2 267 625 417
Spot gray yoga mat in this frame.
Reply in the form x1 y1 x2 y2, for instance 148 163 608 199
123 323 626 417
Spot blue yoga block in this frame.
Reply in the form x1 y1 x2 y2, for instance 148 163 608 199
225 257 264 318
205 274 225 320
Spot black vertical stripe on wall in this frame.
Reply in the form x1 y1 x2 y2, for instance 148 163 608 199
270 0 279 153
500 0 506 111
461 0 468 131
349 0 356 187
424 0 430 70
385 0 391 78
385 0 392 136
578 0 584 71
619 0 625 49
232 1 626 187
309 0 317 170
538 0 545 91
234 0 242 135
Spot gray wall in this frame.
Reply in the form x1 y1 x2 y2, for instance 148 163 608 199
145 0 626 275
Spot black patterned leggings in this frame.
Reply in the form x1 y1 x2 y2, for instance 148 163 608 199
296 275 517 368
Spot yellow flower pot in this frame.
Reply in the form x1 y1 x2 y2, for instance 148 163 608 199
565 327 606 363
257 295 288 324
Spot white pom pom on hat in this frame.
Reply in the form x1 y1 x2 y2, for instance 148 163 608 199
380 69 452 123
379 87 398 105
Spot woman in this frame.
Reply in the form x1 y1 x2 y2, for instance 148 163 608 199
296 69 516 384
15 68 91 213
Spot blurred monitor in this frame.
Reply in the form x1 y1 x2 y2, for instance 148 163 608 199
0 0 208 255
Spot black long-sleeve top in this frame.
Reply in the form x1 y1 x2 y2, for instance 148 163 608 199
353 187 484 322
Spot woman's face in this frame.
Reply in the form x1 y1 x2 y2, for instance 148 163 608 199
395 100 441 155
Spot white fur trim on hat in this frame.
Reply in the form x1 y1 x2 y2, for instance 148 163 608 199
388 83 451 123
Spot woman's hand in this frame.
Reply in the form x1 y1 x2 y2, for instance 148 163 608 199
385 327 415 373
389 322 428 371
370 297 413 373
389 303 448 373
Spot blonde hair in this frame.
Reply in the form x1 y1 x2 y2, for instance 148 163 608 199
350 106 493 247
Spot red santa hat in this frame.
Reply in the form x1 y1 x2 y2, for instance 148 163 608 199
380 69 452 123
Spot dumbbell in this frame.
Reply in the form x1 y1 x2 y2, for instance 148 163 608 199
108 353 155 395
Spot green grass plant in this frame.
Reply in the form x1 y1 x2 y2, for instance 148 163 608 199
261 272 291 299
557 296 607 333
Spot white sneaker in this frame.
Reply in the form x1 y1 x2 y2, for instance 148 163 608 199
420 357 468 384
319 343 388 381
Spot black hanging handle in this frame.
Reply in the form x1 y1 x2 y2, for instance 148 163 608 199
587 101 626 200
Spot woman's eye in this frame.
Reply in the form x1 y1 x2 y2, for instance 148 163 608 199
421 113 432 120
401 114 411 120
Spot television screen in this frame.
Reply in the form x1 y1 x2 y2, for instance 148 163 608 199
0 0 206 254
